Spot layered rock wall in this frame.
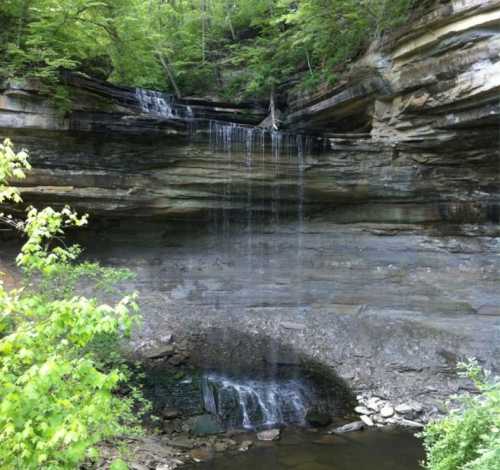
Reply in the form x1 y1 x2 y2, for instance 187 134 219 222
0 0 499 411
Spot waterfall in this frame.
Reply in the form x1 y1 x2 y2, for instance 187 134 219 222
135 88 193 119
207 121 316 282
271 130 282 228
295 134 311 315
201 372 312 430
136 88 175 118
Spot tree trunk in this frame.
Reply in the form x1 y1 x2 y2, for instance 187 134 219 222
158 54 182 99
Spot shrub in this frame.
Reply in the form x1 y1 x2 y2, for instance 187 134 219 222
421 360 500 470
0 139 145 469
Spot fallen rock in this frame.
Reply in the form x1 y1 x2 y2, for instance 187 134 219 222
409 401 424 414
257 429 281 441
380 405 395 418
189 415 225 436
366 398 381 412
395 404 413 415
354 406 372 415
190 447 213 463
373 414 387 424
143 344 175 359
238 440 253 452
306 410 333 427
360 415 374 427
329 421 365 434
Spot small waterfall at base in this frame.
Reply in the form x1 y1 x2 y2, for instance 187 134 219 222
202 372 312 430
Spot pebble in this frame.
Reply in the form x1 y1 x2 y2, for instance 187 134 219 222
395 404 413 415
354 406 372 415
366 398 381 412
257 429 281 441
380 405 395 418
410 401 424 414
360 415 374 427
373 415 386 424
238 440 253 452
354 393 427 429
190 448 213 463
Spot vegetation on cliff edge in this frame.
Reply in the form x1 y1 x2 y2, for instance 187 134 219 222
0 0 415 100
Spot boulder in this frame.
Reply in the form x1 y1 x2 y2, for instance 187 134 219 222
257 429 281 441
380 406 395 419
189 415 225 436
354 406 372 416
360 416 374 427
329 421 365 434
305 409 333 427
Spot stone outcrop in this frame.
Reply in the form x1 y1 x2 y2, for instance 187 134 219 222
0 0 499 415
2 0 500 223
287 0 500 224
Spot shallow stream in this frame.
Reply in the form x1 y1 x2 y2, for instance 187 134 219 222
185 429 424 470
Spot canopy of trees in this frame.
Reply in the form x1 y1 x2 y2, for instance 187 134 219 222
0 0 415 100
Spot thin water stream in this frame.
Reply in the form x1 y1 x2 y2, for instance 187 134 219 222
132 91 425 469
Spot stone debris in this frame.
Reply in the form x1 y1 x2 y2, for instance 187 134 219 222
354 393 427 428
238 440 253 452
354 406 372 415
360 415 374 427
380 405 395 418
395 404 413 415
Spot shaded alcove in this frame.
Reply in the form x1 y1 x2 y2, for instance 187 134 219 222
141 328 355 431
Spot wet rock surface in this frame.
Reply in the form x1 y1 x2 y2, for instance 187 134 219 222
2 216 496 412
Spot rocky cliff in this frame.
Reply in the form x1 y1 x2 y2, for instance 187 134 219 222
1 1 500 222
0 0 499 415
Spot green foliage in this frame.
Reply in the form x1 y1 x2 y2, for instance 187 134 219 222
0 139 31 205
0 139 146 469
1 0 416 99
421 360 500 470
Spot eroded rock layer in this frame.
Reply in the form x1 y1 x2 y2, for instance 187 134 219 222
0 0 499 411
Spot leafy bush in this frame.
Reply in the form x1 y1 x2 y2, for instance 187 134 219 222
0 139 146 469
421 360 500 470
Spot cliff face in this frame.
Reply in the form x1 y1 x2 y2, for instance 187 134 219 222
0 0 499 408
288 0 500 224
1 2 500 221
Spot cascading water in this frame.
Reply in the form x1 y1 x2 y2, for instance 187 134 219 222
135 88 193 119
202 372 312 430
295 134 311 315
271 130 282 228
136 96 325 429
206 120 315 298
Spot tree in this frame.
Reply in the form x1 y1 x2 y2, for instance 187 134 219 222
0 1 416 100
0 139 145 469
